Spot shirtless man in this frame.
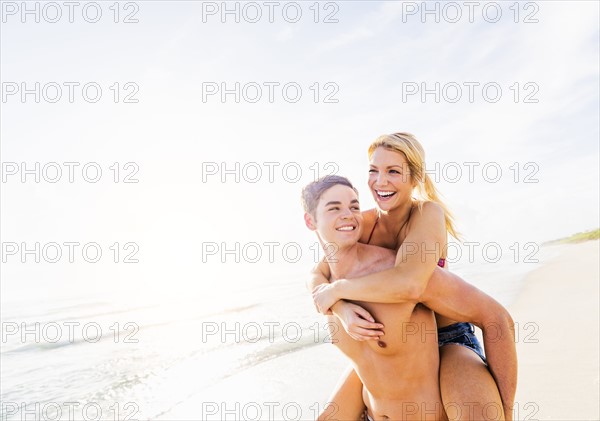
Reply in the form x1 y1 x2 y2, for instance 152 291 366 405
301 176 515 421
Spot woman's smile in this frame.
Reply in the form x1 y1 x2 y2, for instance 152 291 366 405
374 190 397 201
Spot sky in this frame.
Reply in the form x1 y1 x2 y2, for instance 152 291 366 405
1 1 599 302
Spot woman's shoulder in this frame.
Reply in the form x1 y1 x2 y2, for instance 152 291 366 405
404 201 445 234
400 201 447 251
361 208 378 222
414 200 444 217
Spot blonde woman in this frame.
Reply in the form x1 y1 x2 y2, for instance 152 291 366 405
310 133 517 420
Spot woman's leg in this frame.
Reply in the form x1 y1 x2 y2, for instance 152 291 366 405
318 365 366 421
440 344 505 421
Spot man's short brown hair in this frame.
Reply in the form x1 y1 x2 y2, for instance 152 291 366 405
301 175 358 215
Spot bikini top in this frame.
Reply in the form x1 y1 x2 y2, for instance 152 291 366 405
366 206 446 268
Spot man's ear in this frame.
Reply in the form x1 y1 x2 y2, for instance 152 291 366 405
304 212 317 230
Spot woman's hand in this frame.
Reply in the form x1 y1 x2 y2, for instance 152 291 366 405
331 301 384 341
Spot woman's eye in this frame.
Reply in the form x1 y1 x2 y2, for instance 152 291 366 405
368 169 377 173
390 170 400 174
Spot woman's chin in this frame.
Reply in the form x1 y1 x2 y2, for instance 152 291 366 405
376 200 394 211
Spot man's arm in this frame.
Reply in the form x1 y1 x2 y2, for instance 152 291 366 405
307 259 343 315
317 365 365 421
306 259 331 292
420 268 518 420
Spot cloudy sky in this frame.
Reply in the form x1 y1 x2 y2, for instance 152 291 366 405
1 1 598 301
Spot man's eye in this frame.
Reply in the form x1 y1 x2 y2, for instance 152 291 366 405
329 207 339 211
351 206 360 211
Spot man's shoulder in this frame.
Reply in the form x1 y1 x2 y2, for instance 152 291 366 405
357 243 395 268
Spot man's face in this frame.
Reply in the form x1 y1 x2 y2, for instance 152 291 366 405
305 184 363 249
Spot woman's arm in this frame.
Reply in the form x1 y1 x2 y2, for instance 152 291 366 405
307 260 384 341
314 202 446 310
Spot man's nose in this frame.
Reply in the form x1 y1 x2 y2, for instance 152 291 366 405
340 208 353 218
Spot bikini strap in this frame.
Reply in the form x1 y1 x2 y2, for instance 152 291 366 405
399 205 414 239
366 213 379 244
367 204 414 245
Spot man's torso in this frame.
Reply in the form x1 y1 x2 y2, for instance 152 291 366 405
328 244 446 420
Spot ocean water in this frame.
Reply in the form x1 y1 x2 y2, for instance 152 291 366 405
0 245 563 420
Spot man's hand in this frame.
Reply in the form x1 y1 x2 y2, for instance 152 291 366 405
312 282 340 314
332 301 384 341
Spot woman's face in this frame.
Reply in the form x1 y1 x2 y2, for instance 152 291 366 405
368 147 415 212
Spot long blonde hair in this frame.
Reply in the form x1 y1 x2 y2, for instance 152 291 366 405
368 132 460 240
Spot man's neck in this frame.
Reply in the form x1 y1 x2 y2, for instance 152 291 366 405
324 242 365 280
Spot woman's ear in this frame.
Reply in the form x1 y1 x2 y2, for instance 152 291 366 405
304 212 317 230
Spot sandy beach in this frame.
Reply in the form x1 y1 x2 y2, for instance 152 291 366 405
510 240 599 420
162 241 599 420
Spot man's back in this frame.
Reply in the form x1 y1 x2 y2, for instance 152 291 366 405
327 243 446 420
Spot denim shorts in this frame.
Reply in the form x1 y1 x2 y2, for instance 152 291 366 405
438 322 487 365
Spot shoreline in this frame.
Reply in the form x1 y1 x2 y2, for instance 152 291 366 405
160 241 600 420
